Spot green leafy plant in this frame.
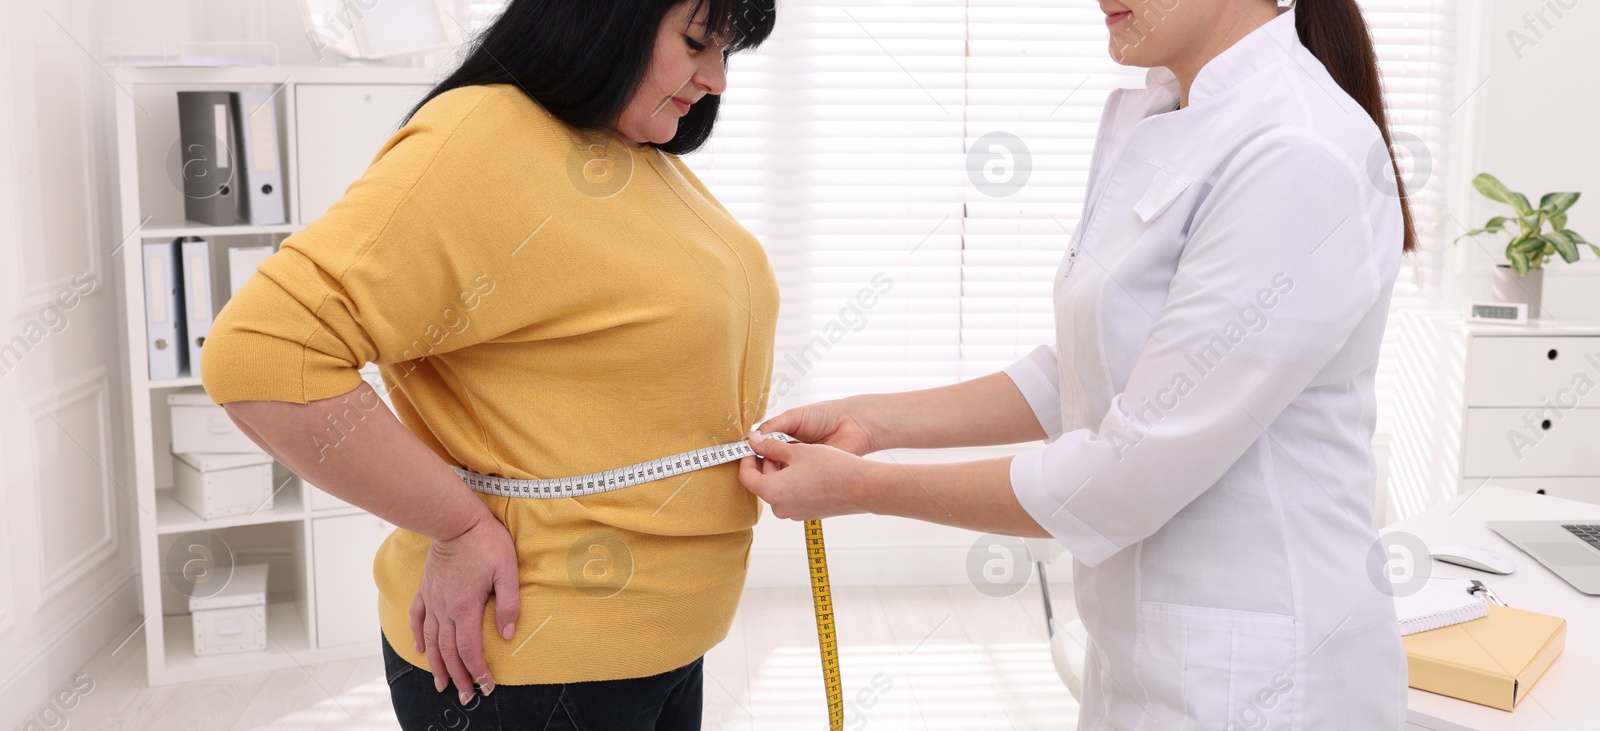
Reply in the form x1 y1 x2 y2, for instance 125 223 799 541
1455 173 1590 276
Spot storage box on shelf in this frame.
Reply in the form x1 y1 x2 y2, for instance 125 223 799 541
1389 312 1600 522
156 521 308 676
172 451 274 520
168 388 262 453
190 563 270 656
114 65 432 685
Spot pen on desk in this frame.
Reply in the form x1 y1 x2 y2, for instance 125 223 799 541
1469 579 1507 607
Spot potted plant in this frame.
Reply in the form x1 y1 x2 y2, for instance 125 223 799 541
1454 173 1590 319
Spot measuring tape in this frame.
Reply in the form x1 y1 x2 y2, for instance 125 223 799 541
806 516 844 729
453 434 846 731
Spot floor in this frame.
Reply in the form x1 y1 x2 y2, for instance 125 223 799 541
56 585 1080 731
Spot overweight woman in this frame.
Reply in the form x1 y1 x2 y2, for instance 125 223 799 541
742 0 1412 727
203 1 776 728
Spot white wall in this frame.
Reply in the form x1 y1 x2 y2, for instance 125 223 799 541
0 3 360 727
1447 0 1600 319
94 0 333 67
0 2 140 729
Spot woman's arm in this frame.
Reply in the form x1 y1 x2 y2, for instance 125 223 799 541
222 383 488 551
863 456 1051 537
870 371 1049 449
223 383 518 704
740 434 1049 537
761 369 1051 456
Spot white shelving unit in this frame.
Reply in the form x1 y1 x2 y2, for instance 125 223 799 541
111 65 435 685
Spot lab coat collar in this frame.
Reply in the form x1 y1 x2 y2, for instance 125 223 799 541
1142 8 1301 107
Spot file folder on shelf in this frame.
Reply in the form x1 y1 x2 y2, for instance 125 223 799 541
227 244 274 296
143 239 187 381
179 238 217 375
235 90 287 224
177 91 244 226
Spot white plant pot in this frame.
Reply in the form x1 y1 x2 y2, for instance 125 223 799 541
1490 265 1544 319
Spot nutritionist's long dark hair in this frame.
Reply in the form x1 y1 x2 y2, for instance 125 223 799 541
1295 0 1417 252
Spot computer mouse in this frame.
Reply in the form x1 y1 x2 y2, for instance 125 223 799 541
1431 545 1517 575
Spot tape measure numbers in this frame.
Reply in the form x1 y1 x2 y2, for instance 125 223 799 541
454 434 846 731
451 433 796 498
806 517 844 729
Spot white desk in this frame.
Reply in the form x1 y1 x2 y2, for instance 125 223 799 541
1389 485 1600 730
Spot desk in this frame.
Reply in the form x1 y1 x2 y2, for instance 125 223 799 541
1389 485 1600 730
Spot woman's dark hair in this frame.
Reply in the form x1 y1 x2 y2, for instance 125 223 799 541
1295 0 1417 253
404 0 776 155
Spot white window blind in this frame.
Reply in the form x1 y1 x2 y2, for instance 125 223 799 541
1367 0 1458 303
448 1 1458 416
959 1 1145 381
693 1 970 413
1365 1 1459 433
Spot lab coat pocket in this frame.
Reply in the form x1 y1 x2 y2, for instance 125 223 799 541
1138 601 1297 730
1131 168 1191 224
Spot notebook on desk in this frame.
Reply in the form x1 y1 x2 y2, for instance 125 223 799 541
1395 578 1489 635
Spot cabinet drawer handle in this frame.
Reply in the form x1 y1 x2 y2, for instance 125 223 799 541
1548 348 1559 360
1541 419 1552 430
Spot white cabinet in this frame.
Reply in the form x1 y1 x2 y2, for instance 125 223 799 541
113 65 434 685
1390 313 1600 520
1464 336 1600 407
295 83 429 223
312 514 394 649
1463 408 1600 476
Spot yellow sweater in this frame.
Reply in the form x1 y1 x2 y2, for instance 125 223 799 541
202 84 779 683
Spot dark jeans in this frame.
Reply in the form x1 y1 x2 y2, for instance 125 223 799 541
382 633 704 731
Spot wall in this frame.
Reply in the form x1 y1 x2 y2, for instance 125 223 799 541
1 2 354 726
94 0 331 67
0 2 141 729
1447 0 1600 320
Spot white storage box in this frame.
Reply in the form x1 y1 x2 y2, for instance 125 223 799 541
168 388 262 453
173 452 274 519
190 563 269 656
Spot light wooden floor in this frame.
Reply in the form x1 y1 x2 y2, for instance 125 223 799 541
57 585 1079 730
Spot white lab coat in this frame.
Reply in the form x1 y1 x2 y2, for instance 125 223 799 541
1002 10 1408 730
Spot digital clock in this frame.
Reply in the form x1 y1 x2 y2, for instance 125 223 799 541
1462 301 1529 325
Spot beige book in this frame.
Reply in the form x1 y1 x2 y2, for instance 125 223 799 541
1404 603 1566 712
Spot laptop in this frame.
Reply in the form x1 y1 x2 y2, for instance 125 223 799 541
1487 521 1600 595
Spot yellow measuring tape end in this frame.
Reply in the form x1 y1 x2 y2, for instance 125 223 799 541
805 518 844 731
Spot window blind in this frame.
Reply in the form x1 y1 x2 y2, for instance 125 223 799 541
1367 0 1458 302
692 1 969 411
1365 0 1458 433
959 1 1146 380
447 1 1458 417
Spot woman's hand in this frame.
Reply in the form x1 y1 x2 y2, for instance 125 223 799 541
755 396 890 456
409 510 521 704
739 431 882 520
